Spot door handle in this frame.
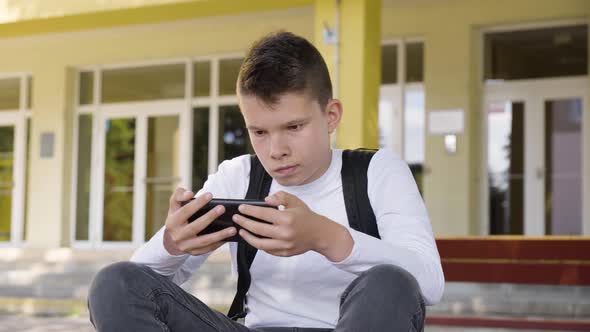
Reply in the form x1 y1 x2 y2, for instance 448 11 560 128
536 167 545 179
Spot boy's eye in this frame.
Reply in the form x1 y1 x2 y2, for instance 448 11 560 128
253 130 266 137
288 124 302 131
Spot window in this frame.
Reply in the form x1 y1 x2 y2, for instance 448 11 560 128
219 105 253 161
74 114 92 241
381 44 398 84
484 25 587 81
78 71 94 105
72 56 246 246
192 107 210 191
379 40 425 192
219 58 243 96
0 78 20 111
101 64 185 103
193 61 211 97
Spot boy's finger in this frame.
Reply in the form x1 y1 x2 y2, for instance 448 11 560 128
169 187 194 213
266 191 299 208
239 229 282 251
232 214 276 238
183 226 236 249
238 204 280 223
170 192 212 227
181 203 225 237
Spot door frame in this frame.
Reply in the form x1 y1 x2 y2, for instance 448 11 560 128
481 76 589 235
0 72 30 247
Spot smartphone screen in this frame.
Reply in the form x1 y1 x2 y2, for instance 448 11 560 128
181 198 275 241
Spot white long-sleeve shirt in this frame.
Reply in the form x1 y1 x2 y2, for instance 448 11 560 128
131 149 445 329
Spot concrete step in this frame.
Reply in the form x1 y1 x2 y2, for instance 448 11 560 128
1 247 589 323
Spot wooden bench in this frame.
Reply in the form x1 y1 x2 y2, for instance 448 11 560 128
427 237 590 331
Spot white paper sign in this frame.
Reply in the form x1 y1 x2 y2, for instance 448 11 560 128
428 109 464 134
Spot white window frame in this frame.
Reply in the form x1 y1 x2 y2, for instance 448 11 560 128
379 38 425 162
480 20 589 236
70 53 244 249
0 73 32 247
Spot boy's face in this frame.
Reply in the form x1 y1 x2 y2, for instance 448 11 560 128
238 92 342 186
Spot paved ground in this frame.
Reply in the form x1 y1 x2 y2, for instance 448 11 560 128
0 313 558 332
0 314 94 332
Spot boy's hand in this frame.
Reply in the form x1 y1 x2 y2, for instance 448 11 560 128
163 187 237 256
233 191 353 261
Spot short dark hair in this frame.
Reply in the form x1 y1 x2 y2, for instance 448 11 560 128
237 31 333 109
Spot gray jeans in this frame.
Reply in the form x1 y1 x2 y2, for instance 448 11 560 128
88 262 425 331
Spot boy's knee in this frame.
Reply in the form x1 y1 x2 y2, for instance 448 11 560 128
361 264 422 300
88 262 146 305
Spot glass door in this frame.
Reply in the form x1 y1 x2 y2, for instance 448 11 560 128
144 115 180 241
97 110 181 245
483 78 588 235
544 98 583 235
101 116 136 242
486 101 525 234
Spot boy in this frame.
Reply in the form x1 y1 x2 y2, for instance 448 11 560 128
88 31 444 331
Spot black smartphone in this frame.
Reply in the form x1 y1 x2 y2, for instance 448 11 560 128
181 198 276 242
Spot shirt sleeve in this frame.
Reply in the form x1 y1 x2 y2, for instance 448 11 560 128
130 155 250 285
331 149 445 305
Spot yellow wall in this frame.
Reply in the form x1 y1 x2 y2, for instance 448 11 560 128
1 0 589 246
0 6 314 247
0 0 313 38
315 0 381 149
0 0 193 24
381 0 590 235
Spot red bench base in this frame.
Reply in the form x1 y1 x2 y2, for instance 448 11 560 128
427 315 590 331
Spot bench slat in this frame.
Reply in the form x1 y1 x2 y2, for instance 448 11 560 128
436 238 590 261
442 261 590 285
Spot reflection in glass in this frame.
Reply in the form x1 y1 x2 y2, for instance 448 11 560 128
381 44 398 84
219 105 253 163
145 116 180 241
0 126 14 241
78 71 94 105
193 61 211 97
102 64 185 103
404 89 425 164
545 99 582 235
103 118 135 241
219 58 243 95
488 101 524 234
0 78 20 111
377 96 395 150
404 89 425 194
75 115 93 241
192 108 209 192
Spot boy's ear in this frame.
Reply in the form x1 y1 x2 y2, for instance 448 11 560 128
325 99 343 134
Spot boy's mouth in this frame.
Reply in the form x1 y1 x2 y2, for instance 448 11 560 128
274 165 298 175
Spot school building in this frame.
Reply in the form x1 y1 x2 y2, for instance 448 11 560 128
0 0 589 327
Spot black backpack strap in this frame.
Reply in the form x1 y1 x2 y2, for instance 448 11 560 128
341 149 380 239
228 155 272 320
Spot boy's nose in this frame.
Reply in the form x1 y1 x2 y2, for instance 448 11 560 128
270 135 289 160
